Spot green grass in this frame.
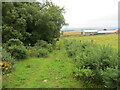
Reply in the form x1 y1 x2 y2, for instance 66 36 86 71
64 34 118 49
3 34 118 88
3 39 83 88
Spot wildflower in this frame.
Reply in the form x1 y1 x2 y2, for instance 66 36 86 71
0 62 12 72
5 68 8 70
0 62 3 65
1 66 5 69
43 80 48 82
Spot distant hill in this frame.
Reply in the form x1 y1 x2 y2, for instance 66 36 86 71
61 27 118 31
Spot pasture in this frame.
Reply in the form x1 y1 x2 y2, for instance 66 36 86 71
61 31 81 37
64 34 118 49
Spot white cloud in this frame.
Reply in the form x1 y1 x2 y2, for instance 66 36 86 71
37 0 119 29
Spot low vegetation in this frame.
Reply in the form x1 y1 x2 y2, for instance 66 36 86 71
2 40 83 88
2 34 119 88
64 39 118 88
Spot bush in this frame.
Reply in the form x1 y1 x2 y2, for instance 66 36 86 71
1 49 14 74
34 40 53 53
27 44 52 58
5 39 23 47
2 25 23 43
101 67 118 88
7 45 27 59
4 39 28 59
27 46 37 57
2 49 15 64
34 40 48 48
26 40 53 58
35 48 49 57
65 40 118 88
47 44 53 52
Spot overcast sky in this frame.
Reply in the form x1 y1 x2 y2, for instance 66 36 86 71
38 0 119 29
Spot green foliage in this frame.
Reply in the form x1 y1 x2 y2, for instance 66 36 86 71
2 1 66 45
26 46 35 57
35 40 48 48
101 67 118 88
65 40 118 88
7 45 27 59
34 40 53 52
47 44 53 52
60 31 64 35
2 25 23 43
4 39 27 59
27 46 46 58
2 49 15 64
35 48 49 58
2 49 14 74
27 40 53 57
5 39 23 47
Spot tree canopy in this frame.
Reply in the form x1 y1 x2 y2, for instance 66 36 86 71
2 1 66 45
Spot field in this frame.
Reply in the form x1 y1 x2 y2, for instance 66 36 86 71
61 31 81 37
63 33 118 49
2 33 118 88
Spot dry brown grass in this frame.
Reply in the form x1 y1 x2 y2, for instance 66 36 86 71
61 31 81 37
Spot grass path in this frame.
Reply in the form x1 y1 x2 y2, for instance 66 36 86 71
3 39 83 88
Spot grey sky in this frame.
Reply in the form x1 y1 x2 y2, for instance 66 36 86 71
37 0 119 29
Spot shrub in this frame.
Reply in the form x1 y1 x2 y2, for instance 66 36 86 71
73 67 92 81
27 46 37 57
47 44 53 52
101 67 118 88
7 45 27 59
49 39 57 49
26 40 53 58
65 40 118 88
2 49 15 64
1 49 14 74
34 40 48 48
5 39 23 47
4 39 28 59
35 48 49 57
27 44 52 57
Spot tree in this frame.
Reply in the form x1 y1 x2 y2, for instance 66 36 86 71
2 1 66 45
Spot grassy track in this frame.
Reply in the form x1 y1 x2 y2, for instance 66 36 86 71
3 39 83 88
